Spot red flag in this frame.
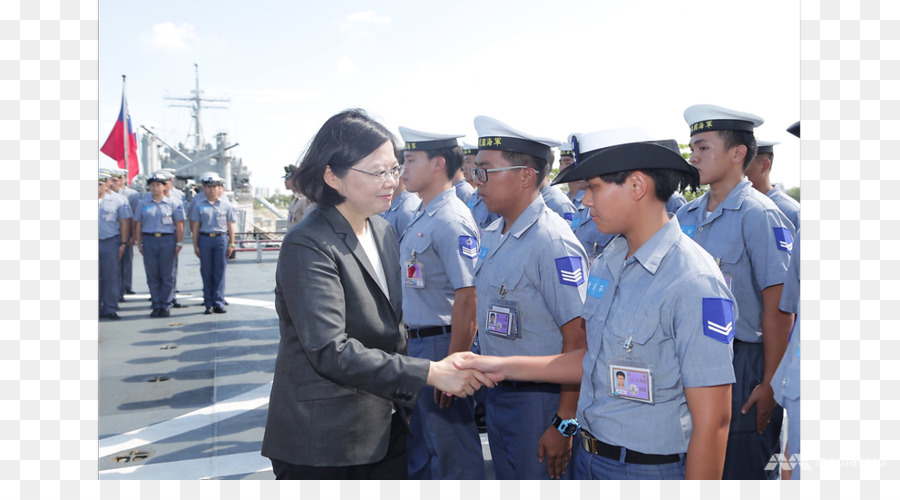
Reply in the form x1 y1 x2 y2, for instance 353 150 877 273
101 85 140 184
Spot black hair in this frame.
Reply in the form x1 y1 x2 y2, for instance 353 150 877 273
292 109 398 206
716 129 757 171
500 151 550 187
616 371 625 378
598 168 697 201
425 146 463 180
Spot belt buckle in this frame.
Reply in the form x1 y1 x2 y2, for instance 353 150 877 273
154 232 162 237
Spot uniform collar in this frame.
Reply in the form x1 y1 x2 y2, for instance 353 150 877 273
628 216 683 275
504 194 546 239
767 185 783 196
422 188 456 217
686 178 753 214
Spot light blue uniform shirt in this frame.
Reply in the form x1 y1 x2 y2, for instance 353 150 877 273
475 195 587 357
381 189 420 241
454 179 475 204
99 192 133 240
572 204 618 262
399 188 478 328
134 196 184 234
767 185 800 230
540 184 577 225
467 190 499 232
665 191 687 215
187 190 207 221
571 189 585 211
675 179 795 343
577 216 736 455
189 197 235 234
773 230 800 405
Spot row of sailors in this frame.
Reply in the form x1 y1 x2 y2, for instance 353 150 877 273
280 106 799 481
98 168 235 319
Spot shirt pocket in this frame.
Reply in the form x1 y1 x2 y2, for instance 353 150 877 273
606 305 661 349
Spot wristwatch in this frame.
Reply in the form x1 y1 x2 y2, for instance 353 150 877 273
551 414 580 437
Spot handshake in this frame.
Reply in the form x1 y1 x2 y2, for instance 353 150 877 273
425 351 508 399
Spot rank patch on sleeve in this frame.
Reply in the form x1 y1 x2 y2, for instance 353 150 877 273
773 227 793 254
555 256 585 287
459 235 478 259
702 297 735 344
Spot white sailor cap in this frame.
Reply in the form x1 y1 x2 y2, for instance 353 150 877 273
559 139 574 157
683 104 764 136
147 172 169 184
113 168 127 177
98 170 112 182
461 142 478 156
553 127 699 190
155 170 175 180
473 116 558 160
397 126 463 151
202 173 225 186
756 140 780 154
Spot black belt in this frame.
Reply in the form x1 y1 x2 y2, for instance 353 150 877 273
201 232 225 237
580 430 681 465
142 232 173 237
406 325 450 339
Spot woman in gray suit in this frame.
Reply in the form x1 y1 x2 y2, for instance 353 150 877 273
262 109 491 480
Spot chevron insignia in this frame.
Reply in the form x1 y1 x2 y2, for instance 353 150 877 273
459 235 478 259
773 227 793 255
702 297 735 343
555 256 585 287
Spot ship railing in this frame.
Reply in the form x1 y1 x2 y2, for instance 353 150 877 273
232 230 283 263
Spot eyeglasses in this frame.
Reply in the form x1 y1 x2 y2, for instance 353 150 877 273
472 166 528 183
349 165 404 183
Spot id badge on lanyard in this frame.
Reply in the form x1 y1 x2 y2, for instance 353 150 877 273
404 250 424 289
608 335 654 404
485 283 520 339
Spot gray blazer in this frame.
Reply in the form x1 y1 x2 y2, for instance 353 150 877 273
261 205 430 467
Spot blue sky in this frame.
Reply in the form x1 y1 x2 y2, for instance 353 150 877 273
100 0 800 192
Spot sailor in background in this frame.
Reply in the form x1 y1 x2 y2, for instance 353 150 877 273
111 168 139 297
379 150 420 241
771 120 801 480
563 137 616 261
463 143 500 234
675 104 795 479
396 126 484 479
539 148 578 224
190 173 235 315
98 171 132 320
471 115 588 480
744 140 800 229
134 172 185 318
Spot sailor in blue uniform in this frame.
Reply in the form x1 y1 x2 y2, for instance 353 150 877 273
451 145 476 203
458 127 737 480
463 144 500 234
134 172 185 318
98 171 132 320
110 168 138 297
771 121 802 479
396 126 484 479
190 173 235 314
472 115 587 480
666 190 687 214
745 140 800 229
380 151 420 242
540 173 578 225
675 104 796 480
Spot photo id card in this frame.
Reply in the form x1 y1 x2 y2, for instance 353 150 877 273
609 364 653 404
404 261 424 288
485 301 519 339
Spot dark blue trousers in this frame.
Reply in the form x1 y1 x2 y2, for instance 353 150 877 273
99 237 120 315
198 233 228 308
142 234 176 311
119 243 133 297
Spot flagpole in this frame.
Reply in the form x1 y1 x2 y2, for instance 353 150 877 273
121 75 128 177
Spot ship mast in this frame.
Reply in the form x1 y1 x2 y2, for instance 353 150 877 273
164 63 230 154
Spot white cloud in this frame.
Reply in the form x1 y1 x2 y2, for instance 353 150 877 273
336 56 360 77
339 10 391 34
144 22 198 51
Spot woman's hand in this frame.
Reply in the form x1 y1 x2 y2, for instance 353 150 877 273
426 352 495 398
